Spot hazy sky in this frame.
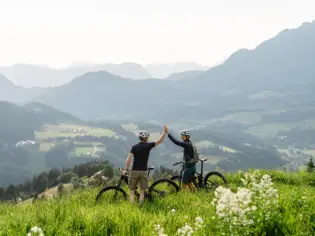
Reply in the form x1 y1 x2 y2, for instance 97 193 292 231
0 0 314 68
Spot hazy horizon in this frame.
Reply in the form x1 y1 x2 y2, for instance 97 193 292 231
0 0 314 69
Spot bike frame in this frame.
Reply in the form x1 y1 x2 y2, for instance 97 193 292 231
176 161 206 189
115 168 155 197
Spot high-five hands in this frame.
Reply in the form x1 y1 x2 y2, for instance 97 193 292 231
163 124 168 133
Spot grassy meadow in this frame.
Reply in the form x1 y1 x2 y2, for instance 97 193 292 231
0 170 314 236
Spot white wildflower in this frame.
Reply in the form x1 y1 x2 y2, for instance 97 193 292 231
176 223 194 236
171 209 176 213
27 226 44 236
194 217 204 229
154 224 167 236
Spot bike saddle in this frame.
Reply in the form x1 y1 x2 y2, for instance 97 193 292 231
200 158 208 162
148 166 155 170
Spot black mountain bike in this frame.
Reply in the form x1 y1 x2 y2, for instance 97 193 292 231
96 166 179 202
170 158 228 191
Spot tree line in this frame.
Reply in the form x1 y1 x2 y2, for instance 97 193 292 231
0 159 179 201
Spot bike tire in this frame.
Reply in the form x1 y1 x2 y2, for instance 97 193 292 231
95 185 128 202
149 178 180 198
204 171 228 191
170 175 181 185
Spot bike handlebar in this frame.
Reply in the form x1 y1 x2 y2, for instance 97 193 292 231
173 161 184 166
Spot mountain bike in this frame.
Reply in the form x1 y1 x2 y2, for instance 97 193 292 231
170 158 228 191
96 166 179 202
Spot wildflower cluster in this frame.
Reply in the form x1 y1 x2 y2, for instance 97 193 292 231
211 171 279 234
176 217 204 236
27 226 44 236
194 217 204 229
176 223 194 236
154 224 167 236
211 186 254 226
154 217 204 236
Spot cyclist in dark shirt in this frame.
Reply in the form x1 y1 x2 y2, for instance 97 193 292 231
168 129 196 192
124 125 168 206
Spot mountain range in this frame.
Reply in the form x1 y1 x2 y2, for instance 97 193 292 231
0 63 151 88
1 20 315 125
0 62 208 88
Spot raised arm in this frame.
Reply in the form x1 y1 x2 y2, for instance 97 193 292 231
168 133 190 148
155 125 168 146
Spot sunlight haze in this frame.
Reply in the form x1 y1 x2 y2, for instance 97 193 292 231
0 0 314 68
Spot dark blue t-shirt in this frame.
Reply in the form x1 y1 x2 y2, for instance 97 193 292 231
130 142 155 171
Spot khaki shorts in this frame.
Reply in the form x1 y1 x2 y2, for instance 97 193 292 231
129 171 148 190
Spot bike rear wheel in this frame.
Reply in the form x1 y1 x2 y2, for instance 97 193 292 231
96 186 128 203
170 175 181 185
204 171 228 191
149 179 179 199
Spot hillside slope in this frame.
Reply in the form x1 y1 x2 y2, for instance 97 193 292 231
0 74 46 103
0 170 314 235
0 101 78 144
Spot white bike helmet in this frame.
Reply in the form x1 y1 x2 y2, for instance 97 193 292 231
138 131 150 138
180 129 191 137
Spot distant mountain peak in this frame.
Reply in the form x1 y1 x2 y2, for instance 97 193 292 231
68 71 128 88
195 19 315 92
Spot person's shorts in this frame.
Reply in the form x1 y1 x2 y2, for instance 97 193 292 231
182 166 196 184
129 171 148 190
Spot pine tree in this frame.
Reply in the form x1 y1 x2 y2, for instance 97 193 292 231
307 157 315 173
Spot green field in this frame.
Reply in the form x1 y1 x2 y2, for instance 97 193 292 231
1 171 314 235
35 124 116 139
72 146 96 156
39 142 55 152
195 140 237 153
74 142 103 146
122 123 139 131
211 112 262 125
247 119 315 138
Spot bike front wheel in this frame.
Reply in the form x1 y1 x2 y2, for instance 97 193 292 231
148 179 180 199
96 186 128 203
204 171 228 191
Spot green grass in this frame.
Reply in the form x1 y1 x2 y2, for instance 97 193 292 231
1 171 315 235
